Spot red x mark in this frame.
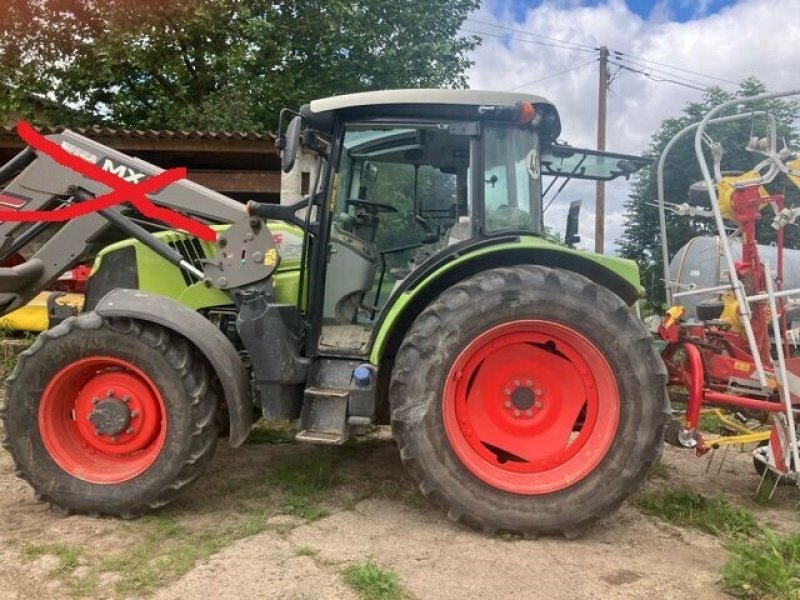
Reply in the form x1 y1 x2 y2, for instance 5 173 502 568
0 121 217 242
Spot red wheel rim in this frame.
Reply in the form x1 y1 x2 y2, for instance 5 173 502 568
443 320 620 495
38 356 166 484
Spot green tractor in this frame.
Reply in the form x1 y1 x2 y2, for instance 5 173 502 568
0 89 666 537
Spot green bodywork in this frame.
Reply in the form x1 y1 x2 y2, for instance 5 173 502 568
90 222 304 310
92 227 639 363
369 235 641 363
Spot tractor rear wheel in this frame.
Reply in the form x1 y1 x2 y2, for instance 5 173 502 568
1 313 218 516
389 266 668 537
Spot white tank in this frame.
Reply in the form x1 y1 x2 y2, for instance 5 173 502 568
669 236 800 317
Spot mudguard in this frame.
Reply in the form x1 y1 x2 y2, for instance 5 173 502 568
94 289 253 446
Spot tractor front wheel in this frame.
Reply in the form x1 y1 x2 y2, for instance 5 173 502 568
1 313 218 516
390 266 668 537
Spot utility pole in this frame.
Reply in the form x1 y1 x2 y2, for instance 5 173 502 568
594 46 609 255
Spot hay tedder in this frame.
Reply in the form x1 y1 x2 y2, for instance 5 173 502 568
656 90 800 493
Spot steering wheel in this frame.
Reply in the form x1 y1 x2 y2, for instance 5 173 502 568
414 215 439 244
346 198 398 214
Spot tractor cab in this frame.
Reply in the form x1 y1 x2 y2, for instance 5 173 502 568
275 90 650 354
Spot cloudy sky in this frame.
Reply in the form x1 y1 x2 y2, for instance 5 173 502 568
464 0 800 253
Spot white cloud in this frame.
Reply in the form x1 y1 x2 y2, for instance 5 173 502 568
466 0 800 253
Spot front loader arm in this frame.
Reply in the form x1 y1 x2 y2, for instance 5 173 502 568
0 129 271 315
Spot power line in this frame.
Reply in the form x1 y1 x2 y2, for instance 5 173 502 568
609 60 707 92
461 28 597 54
613 54 717 90
464 17 598 51
611 49 738 86
464 18 735 87
510 57 598 91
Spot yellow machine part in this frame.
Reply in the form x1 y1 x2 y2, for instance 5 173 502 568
0 292 84 333
719 290 742 333
717 170 770 222
786 157 800 189
663 305 685 328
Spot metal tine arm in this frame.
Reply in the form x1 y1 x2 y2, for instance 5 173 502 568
657 112 767 306
694 92 800 387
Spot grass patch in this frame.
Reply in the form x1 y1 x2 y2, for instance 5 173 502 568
295 545 318 557
66 572 98 597
647 460 672 480
0 332 33 377
351 478 429 511
22 542 81 575
270 453 336 520
101 512 271 595
699 412 729 435
722 529 800 599
634 488 758 538
342 559 407 600
247 419 297 445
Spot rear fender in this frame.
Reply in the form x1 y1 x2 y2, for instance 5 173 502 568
370 236 642 363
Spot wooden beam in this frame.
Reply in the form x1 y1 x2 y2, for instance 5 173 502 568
187 170 281 194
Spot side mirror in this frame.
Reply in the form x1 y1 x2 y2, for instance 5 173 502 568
565 200 581 247
281 115 303 173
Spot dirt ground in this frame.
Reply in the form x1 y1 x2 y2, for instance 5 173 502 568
1 425 798 600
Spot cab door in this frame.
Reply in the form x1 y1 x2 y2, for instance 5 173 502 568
315 121 474 355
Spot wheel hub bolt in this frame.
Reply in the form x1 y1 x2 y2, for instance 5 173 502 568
504 401 512 408
514 410 520 417
126 427 134 434
122 395 130 403
106 389 114 398
535 401 542 409
526 410 533 417
91 397 99 405
130 410 140 418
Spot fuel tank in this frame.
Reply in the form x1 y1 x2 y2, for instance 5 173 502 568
669 236 800 317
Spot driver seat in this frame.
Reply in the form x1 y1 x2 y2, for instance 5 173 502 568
322 223 379 323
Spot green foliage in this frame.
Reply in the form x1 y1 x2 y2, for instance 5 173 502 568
269 452 336 520
618 79 800 307
722 529 800 599
0 0 480 130
246 419 297 445
22 542 81 575
634 488 758 538
646 459 672 480
698 411 729 434
342 560 406 600
295 545 318 557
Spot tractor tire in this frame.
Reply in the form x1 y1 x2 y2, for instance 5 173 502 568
1 312 218 517
389 265 669 538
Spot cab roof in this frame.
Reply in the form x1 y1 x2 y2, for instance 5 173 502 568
308 89 553 114
300 89 561 140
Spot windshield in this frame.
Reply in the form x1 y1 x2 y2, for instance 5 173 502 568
541 145 650 181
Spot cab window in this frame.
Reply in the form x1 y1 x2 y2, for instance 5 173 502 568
483 125 542 233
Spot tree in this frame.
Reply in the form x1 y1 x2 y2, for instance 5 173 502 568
617 78 800 307
0 0 479 130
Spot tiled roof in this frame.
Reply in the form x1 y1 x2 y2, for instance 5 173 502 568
1 124 274 141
